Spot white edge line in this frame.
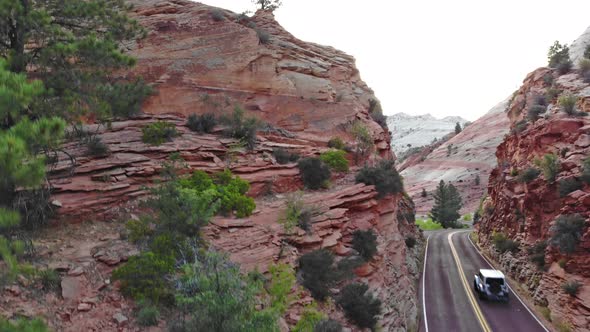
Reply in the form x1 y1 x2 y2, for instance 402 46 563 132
466 232 550 332
422 234 431 332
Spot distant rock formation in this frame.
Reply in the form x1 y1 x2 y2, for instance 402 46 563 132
570 25 590 66
387 113 468 156
398 100 510 216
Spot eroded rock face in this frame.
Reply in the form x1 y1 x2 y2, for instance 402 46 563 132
400 99 510 215
123 0 390 156
29 1 423 330
477 65 590 331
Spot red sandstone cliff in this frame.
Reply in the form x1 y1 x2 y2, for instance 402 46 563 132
476 65 590 331
399 100 510 216
0 2 422 331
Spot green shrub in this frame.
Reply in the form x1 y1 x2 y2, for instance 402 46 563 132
279 193 313 233
38 269 61 292
327 137 345 150
585 45 590 59
112 251 175 303
527 105 546 122
579 58 590 72
314 319 343 332
336 283 381 330
187 113 217 133
126 219 154 243
256 28 270 44
527 241 547 269
492 232 519 254
85 135 109 156
137 306 160 326
463 213 472 221
0 317 49 332
355 159 403 197
581 157 590 184
513 120 528 134
352 230 377 261
558 177 583 197
221 106 260 149
537 153 560 183
298 249 338 300
557 61 572 75
561 280 581 296
212 169 255 218
142 121 179 146
517 167 540 183
550 214 586 254
558 94 578 115
405 236 416 248
368 98 386 128
267 263 296 315
210 9 224 21
174 250 278 331
98 78 153 118
292 304 326 332
320 150 349 172
273 148 300 164
547 41 571 71
298 158 331 190
350 121 374 163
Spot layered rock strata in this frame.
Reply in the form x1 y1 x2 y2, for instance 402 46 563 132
477 65 590 331
19 1 425 330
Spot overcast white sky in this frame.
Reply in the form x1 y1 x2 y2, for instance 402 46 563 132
201 0 590 121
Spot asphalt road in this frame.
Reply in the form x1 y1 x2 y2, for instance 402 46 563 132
420 230 548 332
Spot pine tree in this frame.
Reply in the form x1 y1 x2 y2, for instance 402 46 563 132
429 180 462 228
0 0 150 122
475 175 481 186
421 188 427 198
0 61 65 281
455 122 462 134
252 0 282 11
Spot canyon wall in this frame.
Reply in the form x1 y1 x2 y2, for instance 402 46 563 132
477 62 590 330
0 1 423 331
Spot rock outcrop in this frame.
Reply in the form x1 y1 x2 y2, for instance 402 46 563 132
123 0 390 156
387 113 468 156
399 99 510 215
2 1 423 330
477 61 590 330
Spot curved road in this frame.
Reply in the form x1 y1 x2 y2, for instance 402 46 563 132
420 230 548 332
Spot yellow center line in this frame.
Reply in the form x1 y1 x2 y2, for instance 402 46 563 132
448 231 493 332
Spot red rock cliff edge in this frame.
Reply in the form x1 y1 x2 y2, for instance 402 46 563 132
0 1 423 331
477 66 590 331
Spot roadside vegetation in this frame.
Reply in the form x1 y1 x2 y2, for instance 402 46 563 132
415 218 443 231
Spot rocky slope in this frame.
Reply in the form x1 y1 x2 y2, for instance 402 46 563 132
0 1 422 331
399 100 510 216
387 113 468 156
476 64 590 329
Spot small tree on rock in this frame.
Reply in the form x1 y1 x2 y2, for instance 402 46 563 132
421 188 427 198
455 122 462 134
252 0 282 11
